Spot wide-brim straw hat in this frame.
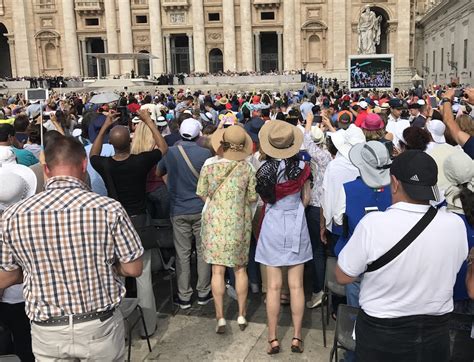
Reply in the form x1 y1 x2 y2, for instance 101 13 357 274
259 120 303 159
211 125 253 161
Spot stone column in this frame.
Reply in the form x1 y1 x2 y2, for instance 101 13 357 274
254 32 261 71
192 0 206 72
283 0 295 70
80 39 88 77
102 38 109 77
222 0 236 71
331 0 346 71
277 31 283 71
396 0 410 68
61 0 81 76
164 35 172 73
240 0 253 71
118 0 134 74
149 0 165 75
12 0 31 76
104 0 120 76
6 37 17 78
188 34 194 72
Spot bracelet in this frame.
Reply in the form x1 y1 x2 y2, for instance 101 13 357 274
441 98 452 104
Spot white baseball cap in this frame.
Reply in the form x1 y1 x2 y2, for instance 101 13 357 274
179 118 201 140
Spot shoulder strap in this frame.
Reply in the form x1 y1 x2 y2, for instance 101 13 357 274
366 206 438 273
210 163 241 200
177 145 200 179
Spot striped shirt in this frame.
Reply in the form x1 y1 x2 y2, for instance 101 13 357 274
0 176 143 322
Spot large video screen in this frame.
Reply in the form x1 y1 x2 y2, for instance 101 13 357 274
349 55 394 90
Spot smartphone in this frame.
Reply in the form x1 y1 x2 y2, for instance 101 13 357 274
364 206 379 215
429 96 438 109
314 115 322 123
454 88 464 98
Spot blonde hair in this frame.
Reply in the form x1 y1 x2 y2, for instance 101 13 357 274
130 122 155 154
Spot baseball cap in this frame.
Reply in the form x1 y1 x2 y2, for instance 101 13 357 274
358 100 368 110
390 150 440 201
179 118 201 140
156 116 167 127
389 98 404 109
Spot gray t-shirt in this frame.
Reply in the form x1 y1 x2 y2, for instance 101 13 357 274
158 141 212 216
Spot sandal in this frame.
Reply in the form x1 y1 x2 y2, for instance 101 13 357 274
267 339 280 355
291 337 304 353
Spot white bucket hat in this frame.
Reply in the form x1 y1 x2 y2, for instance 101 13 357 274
328 124 366 159
426 119 446 144
0 163 37 210
349 141 391 188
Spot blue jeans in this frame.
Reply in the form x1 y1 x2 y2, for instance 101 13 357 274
305 206 326 294
346 281 361 308
356 310 450 362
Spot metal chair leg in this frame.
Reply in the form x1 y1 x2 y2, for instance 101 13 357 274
326 292 331 325
321 293 327 348
137 305 152 352
127 321 132 362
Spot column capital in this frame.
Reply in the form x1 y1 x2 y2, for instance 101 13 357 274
253 31 261 36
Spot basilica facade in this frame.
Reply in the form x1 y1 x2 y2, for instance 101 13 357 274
0 0 471 86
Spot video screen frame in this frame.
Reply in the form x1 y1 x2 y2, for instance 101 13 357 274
348 54 395 91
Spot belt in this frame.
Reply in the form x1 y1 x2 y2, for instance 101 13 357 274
33 308 115 327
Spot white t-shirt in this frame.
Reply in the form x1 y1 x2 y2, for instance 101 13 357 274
322 153 360 232
338 202 467 318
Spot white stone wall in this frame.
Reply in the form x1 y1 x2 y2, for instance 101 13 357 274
419 0 474 86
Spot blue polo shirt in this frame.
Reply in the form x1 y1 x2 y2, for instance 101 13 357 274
158 141 212 217
335 177 391 255
453 213 474 301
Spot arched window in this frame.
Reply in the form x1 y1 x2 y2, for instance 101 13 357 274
209 48 223 73
45 43 57 68
308 35 321 62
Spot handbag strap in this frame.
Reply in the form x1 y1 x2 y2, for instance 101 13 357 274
366 206 438 273
209 163 240 200
177 145 200 179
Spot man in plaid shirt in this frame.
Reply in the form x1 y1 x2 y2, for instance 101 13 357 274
0 136 144 361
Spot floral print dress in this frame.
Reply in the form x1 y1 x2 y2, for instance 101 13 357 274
196 156 257 267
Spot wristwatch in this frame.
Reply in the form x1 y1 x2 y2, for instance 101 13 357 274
441 97 452 104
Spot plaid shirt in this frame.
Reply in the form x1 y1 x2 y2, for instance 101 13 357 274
0 176 143 322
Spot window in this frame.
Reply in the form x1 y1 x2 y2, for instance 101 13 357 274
208 13 220 21
464 39 468 69
261 11 275 20
136 15 148 24
433 50 436 72
85 18 99 26
441 48 444 71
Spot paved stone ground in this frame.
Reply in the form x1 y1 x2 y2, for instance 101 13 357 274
128 272 335 361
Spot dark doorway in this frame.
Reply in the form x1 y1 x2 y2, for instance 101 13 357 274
209 48 223 73
86 38 106 77
0 23 12 78
260 32 278 72
171 35 190 74
137 50 150 77
372 7 389 54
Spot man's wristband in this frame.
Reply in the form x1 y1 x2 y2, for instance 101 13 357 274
441 98 452 104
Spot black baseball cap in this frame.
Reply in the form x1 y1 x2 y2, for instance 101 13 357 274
390 150 440 201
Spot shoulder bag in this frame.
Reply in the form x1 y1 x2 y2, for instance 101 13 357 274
365 206 438 273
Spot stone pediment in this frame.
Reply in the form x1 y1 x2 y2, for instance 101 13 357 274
301 20 327 31
252 0 281 9
34 30 60 40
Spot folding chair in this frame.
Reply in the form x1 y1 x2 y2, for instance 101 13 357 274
120 298 152 362
153 218 177 314
329 304 359 362
321 256 346 347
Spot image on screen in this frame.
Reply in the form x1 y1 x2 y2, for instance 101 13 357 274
349 56 393 89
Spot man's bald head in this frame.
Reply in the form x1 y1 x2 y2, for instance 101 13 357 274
109 125 130 152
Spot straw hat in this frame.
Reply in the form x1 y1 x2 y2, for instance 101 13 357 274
258 120 303 159
211 125 253 161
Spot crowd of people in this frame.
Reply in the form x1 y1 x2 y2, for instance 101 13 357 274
0 81 473 361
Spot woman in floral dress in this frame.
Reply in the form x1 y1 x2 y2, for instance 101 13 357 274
196 123 257 334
